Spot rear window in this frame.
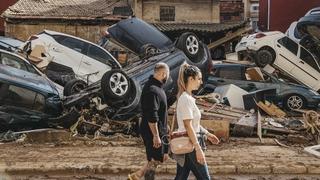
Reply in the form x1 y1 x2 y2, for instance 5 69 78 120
278 37 298 55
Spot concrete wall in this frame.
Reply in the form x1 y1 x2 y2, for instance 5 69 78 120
5 22 108 43
134 0 220 23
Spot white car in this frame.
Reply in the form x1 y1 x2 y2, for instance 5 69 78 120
23 30 122 87
235 31 320 92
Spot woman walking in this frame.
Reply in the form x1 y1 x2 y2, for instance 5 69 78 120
173 63 219 180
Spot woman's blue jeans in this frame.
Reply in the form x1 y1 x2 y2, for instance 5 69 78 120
174 150 211 180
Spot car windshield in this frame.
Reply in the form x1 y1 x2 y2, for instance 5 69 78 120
306 25 320 41
101 39 140 67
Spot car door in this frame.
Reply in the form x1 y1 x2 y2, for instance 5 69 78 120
273 36 299 75
50 35 86 75
0 83 47 129
295 46 320 90
78 44 114 83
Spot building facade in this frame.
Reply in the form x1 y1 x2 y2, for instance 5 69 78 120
0 0 17 35
2 0 132 42
132 0 220 23
243 0 259 31
259 0 320 32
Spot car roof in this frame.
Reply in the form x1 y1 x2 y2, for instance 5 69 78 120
0 64 58 95
0 36 24 49
42 30 97 46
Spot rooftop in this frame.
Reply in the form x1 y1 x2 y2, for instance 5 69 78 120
2 0 132 20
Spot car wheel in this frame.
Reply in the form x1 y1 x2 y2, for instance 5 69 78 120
139 44 158 58
176 32 204 63
255 50 274 67
101 69 131 101
63 79 87 96
284 94 306 110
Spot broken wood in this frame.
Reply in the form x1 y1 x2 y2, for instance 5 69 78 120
201 119 230 141
257 101 286 118
257 109 262 142
207 27 251 49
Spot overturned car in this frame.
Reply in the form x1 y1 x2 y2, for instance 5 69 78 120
66 17 212 120
0 65 79 132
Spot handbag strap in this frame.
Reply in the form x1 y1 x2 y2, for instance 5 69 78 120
170 109 176 134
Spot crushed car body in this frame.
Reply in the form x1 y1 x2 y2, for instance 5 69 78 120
0 65 79 132
207 63 320 110
97 17 212 119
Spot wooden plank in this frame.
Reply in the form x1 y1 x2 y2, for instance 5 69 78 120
257 101 286 118
201 119 230 141
257 110 262 142
207 27 252 49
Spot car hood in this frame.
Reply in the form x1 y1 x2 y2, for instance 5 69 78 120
107 17 174 54
297 8 320 40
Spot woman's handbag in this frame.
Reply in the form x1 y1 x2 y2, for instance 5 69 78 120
169 110 194 155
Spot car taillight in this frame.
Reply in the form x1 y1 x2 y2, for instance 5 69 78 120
255 33 266 38
28 35 38 41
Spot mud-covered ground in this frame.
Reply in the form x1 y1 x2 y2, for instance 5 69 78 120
0 130 319 180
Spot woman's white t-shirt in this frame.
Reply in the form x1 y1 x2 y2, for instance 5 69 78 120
176 92 202 133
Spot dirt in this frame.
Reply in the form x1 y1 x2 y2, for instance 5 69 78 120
0 132 320 180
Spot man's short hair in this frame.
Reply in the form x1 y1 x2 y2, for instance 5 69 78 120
154 62 169 73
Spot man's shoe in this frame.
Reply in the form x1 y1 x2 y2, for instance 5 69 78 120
144 169 155 180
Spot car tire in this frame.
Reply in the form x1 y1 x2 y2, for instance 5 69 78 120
101 69 131 101
139 43 158 58
63 79 87 96
284 94 306 110
255 50 274 67
176 32 204 63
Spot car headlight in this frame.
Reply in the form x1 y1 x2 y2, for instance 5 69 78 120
309 89 319 95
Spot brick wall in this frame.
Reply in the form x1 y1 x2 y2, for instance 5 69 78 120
134 0 220 23
220 0 244 22
5 23 109 43
0 0 18 35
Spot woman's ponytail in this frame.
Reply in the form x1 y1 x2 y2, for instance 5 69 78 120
177 63 189 99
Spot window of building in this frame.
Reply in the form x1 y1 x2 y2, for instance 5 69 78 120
160 6 175 21
251 4 259 12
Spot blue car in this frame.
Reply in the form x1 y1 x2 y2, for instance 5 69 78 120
0 64 79 132
0 36 24 52
206 64 320 110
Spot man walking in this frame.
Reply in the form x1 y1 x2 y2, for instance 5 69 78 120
128 62 170 180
